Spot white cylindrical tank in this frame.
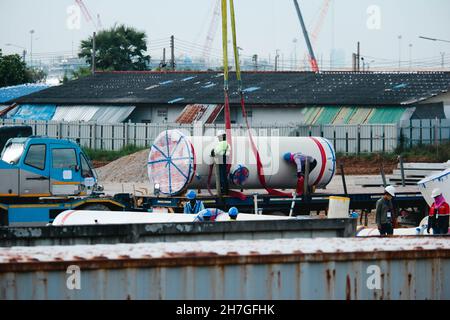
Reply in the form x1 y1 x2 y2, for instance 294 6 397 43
148 129 336 195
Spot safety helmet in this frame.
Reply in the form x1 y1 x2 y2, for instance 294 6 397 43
186 190 197 200
216 130 226 137
228 207 239 217
431 188 442 198
283 152 292 162
384 185 396 197
203 209 212 217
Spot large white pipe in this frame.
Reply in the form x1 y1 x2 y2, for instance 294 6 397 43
52 210 292 226
148 129 336 195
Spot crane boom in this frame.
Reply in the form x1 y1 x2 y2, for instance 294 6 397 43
202 0 221 61
75 0 93 23
293 0 319 72
310 0 331 44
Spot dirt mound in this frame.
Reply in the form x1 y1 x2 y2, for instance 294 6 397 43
96 149 149 183
338 157 398 175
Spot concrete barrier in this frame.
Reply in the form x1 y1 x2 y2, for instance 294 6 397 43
0 218 357 246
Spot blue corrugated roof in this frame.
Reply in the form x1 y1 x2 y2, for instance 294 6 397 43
7 104 56 120
0 84 49 103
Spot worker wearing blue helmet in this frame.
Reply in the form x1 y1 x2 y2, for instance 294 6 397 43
283 152 317 195
194 207 239 222
183 190 205 214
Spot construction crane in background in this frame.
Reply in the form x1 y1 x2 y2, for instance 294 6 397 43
202 0 221 61
310 0 331 45
75 0 101 30
293 0 319 72
96 13 103 29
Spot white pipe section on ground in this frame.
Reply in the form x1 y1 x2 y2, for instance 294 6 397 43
52 210 292 226
356 227 423 236
147 129 336 195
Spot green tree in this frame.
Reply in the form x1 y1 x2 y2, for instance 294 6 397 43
26 67 47 83
79 24 151 71
71 67 92 80
0 53 29 87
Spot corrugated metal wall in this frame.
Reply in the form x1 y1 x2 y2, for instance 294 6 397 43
1 238 449 300
298 106 408 125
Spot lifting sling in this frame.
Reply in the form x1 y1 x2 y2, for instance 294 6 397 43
220 0 292 197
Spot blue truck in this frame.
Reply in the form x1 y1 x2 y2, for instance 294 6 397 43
0 136 124 226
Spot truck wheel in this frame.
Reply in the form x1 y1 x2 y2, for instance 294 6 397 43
81 203 111 211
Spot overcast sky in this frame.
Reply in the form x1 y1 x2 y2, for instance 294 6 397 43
1 0 449 67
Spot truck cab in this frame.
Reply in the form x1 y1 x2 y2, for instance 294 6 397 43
0 137 99 199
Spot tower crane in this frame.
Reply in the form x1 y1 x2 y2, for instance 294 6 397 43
310 0 331 45
75 0 101 30
202 0 221 61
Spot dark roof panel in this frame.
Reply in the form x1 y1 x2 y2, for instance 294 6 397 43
13 71 450 106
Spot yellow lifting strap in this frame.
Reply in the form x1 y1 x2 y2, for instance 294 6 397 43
229 0 242 90
221 0 229 90
221 0 242 90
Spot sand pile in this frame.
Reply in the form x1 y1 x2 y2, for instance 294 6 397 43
96 149 149 183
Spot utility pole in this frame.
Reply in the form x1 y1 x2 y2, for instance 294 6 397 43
409 43 413 71
5 43 27 63
274 50 280 71
357 41 360 72
91 31 96 74
441 52 446 69
352 53 357 71
162 48 166 68
29 29 34 67
398 35 402 70
252 54 258 71
170 35 175 70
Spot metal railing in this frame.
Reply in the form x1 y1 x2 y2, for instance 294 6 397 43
1 118 448 153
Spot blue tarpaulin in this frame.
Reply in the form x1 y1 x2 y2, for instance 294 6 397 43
0 84 49 103
7 104 56 120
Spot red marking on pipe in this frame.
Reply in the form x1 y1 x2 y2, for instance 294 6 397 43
310 137 326 186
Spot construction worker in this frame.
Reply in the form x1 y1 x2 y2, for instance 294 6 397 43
194 207 239 222
211 130 231 195
427 188 449 235
375 185 396 236
183 190 205 214
283 152 317 195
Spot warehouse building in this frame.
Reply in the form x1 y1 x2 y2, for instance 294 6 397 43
5 71 450 125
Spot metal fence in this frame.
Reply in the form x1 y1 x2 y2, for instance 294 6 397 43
399 118 450 148
1 118 449 153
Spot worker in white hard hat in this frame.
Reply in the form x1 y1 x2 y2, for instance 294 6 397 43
210 130 231 195
375 185 397 236
427 188 449 235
